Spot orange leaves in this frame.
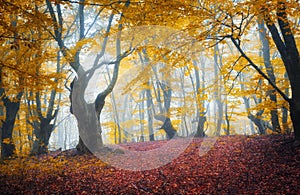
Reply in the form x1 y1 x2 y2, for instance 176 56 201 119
2 138 12 144
0 135 299 194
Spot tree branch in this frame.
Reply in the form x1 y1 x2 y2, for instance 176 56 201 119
230 37 290 102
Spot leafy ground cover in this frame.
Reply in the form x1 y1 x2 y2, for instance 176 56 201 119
0 134 299 194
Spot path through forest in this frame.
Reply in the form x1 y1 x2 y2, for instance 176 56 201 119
0 134 299 194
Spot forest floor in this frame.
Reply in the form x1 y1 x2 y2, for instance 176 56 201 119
0 134 299 194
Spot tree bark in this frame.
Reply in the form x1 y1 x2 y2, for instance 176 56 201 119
157 82 177 139
1 92 23 158
46 0 104 153
213 44 223 136
139 91 145 142
224 102 230 135
29 55 60 155
282 74 290 133
257 19 281 133
146 86 155 141
240 75 270 135
193 60 207 137
195 116 206 137
31 118 55 155
74 25 124 152
154 115 177 139
72 72 103 153
264 2 300 140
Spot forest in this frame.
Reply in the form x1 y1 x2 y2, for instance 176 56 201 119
0 0 299 193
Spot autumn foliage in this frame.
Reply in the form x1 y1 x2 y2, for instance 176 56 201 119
0 0 299 193
0 135 299 194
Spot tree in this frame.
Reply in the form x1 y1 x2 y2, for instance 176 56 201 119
0 0 57 158
187 0 299 142
154 81 177 139
239 73 270 135
263 1 300 142
212 43 224 136
46 0 132 153
192 59 207 137
3 0 299 155
27 51 64 155
257 19 281 133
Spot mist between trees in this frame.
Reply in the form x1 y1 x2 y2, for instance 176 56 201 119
0 0 299 158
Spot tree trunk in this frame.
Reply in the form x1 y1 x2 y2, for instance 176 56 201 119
31 124 53 155
1 92 23 158
146 85 155 141
265 2 300 141
139 91 145 142
214 100 223 136
248 114 266 135
74 101 103 154
46 1 118 153
213 44 223 136
71 26 123 151
29 90 59 155
162 118 177 139
192 60 207 137
242 93 268 135
282 73 290 133
72 74 103 154
258 19 281 133
31 116 56 155
224 102 230 135
289 101 300 141
75 12 124 151
154 115 177 139
195 115 206 137
278 55 300 140
157 82 177 139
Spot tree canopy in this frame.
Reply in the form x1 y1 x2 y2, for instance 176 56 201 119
0 0 299 158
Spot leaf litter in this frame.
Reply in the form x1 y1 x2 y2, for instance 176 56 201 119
0 134 299 194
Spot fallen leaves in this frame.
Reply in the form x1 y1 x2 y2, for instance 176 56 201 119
0 134 299 194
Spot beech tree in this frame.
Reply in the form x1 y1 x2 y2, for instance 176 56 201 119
27 51 64 155
228 1 300 141
257 19 281 133
192 59 207 137
175 0 300 142
0 0 58 158
263 1 300 142
2 0 299 158
45 0 133 153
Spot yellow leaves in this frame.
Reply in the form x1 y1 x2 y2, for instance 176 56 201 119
70 38 97 55
266 128 279 135
103 122 126 144
171 119 181 129
232 32 241 40
0 44 62 95
140 82 151 90
174 16 202 35
2 138 11 144
197 92 208 102
102 121 117 130
154 128 166 137
120 119 140 129
120 64 153 95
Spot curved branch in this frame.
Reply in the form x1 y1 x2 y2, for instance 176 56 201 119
230 37 290 102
